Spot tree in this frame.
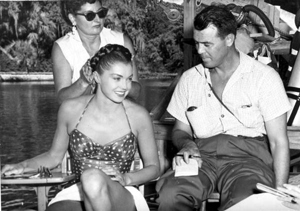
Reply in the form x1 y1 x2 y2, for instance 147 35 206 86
0 0 183 74
105 0 183 74
0 1 60 72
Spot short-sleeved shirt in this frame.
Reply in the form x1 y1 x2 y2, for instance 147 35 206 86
55 27 124 83
167 52 291 138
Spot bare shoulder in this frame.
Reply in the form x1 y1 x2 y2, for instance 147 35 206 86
123 99 149 116
59 95 93 120
123 99 151 123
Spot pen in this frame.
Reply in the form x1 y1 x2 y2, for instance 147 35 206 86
257 183 297 203
176 154 202 158
291 197 297 204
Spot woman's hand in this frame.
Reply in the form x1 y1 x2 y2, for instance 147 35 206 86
101 166 127 186
112 172 128 186
277 184 300 210
1 163 25 176
80 59 94 85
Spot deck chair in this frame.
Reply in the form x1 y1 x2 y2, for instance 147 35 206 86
136 121 174 208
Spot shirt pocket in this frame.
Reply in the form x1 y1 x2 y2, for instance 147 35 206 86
234 104 261 127
186 106 221 138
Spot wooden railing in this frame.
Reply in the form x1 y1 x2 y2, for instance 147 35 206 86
288 126 300 149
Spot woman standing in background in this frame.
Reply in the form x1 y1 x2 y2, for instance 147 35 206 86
52 0 140 104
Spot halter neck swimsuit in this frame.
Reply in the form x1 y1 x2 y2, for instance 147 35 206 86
68 96 137 182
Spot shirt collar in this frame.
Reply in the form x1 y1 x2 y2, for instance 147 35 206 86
236 50 253 74
72 29 82 42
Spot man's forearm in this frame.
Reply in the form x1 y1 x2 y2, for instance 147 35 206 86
272 143 290 187
172 129 197 151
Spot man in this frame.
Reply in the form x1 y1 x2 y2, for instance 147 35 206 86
155 5 291 211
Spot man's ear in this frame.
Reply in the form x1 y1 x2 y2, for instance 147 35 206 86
225 33 235 47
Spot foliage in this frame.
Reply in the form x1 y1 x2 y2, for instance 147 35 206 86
0 0 183 74
105 0 184 73
0 1 65 72
0 53 19 72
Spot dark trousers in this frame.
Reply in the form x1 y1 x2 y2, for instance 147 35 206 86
155 134 275 211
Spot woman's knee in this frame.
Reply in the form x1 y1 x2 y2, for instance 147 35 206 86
81 168 109 197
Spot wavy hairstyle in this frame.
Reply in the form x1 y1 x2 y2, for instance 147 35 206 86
60 0 101 26
89 44 132 75
194 5 237 39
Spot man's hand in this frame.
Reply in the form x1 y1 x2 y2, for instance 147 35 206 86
278 184 300 210
173 143 202 169
171 121 202 169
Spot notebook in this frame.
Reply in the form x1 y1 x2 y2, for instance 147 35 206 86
174 158 198 177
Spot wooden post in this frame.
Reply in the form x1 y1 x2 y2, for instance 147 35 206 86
150 73 181 120
184 0 196 70
150 0 198 120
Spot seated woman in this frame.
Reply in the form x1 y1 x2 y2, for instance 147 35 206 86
1 44 160 211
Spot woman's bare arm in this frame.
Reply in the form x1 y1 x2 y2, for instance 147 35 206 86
123 103 160 186
52 42 92 104
1 101 71 175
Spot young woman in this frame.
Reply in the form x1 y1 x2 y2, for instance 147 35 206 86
52 0 140 104
2 44 160 211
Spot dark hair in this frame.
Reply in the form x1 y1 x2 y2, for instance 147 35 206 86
89 44 132 74
60 0 101 26
194 5 237 39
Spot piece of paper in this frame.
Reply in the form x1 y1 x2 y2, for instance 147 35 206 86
1 172 39 179
174 158 198 177
225 193 294 211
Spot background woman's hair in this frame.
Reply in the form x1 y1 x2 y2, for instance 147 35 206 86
60 0 100 26
90 44 132 74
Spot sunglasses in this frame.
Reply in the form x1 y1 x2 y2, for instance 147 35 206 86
75 8 108 21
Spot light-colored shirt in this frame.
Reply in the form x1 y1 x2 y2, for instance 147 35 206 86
55 27 124 83
167 52 291 138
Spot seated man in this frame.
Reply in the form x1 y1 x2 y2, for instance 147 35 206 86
155 5 291 211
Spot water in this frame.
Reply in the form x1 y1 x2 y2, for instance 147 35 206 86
0 79 172 166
